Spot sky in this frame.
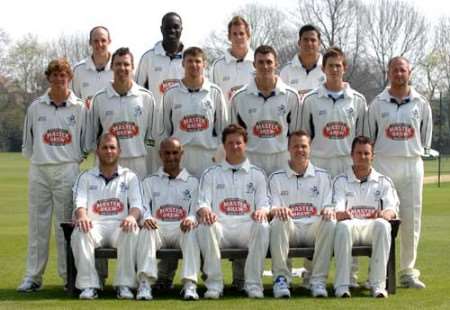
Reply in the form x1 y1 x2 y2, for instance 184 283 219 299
1 0 449 60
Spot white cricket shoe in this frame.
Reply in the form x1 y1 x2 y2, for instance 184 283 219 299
17 278 42 293
372 287 388 298
246 284 264 299
204 289 222 299
79 288 98 300
136 280 153 300
182 281 199 300
400 276 426 289
335 285 351 298
117 286 134 299
272 276 290 298
311 283 328 298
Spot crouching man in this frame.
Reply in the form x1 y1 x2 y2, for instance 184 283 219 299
71 133 142 299
269 130 335 298
333 136 398 298
136 137 200 300
197 124 270 299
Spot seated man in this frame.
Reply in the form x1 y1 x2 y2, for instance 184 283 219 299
136 137 200 300
269 130 335 298
71 133 142 300
333 136 398 298
197 124 270 299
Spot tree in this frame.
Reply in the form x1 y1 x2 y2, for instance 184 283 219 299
203 3 297 67
362 0 428 88
46 32 90 65
0 29 10 76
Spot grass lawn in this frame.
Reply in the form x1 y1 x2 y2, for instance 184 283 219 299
423 155 450 176
0 153 449 309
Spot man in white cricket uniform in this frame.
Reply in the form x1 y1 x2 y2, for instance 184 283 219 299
366 56 432 289
136 137 200 300
87 47 156 180
211 16 254 103
135 12 185 175
197 124 270 299
302 47 367 177
269 130 335 298
71 26 113 107
333 136 398 298
161 47 228 177
280 24 325 97
18 59 87 292
301 47 367 287
71 133 142 300
230 45 302 175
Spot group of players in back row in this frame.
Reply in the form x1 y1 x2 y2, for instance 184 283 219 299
17 11 432 301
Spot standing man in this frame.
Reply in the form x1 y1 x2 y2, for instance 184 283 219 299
366 56 432 289
71 26 113 107
18 58 87 292
269 130 335 298
135 12 185 174
71 133 142 300
136 137 200 300
211 16 254 102
301 47 367 177
333 136 398 298
281 24 325 97
87 47 156 180
162 47 228 177
197 124 270 299
230 45 302 175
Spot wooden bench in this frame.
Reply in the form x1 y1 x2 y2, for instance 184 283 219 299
61 219 400 297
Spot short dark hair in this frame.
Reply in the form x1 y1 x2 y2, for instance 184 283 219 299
183 46 207 62
89 26 110 43
45 58 73 80
254 45 278 61
111 47 134 67
222 124 248 144
288 130 311 147
351 136 373 154
299 24 321 41
322 47 346 67
228 16 251 37
97 132 121 149
162 12 182 25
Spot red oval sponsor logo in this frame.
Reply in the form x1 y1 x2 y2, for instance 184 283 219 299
322 122 350 139
253 120 282 138
43 128 72 146
92 198 124 216
349 206 377 219
155 205 187 222
289 203 317 219
109 122 139 139
219 198 251 215
179 114 209 132
385 123 415 140
159 79 180 94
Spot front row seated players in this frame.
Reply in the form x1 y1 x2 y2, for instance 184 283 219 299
269 130 335 298
197 124 270 299
333 136 398 298
136 137 200 300
72 133 142 300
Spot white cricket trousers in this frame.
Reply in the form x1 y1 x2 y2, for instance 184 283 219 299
374 156 423 278
136 224 200 284
334 218 391 289
71 221 139 289
24 162 79 284
182 145 216 178
197 219 270 292
311 155 352 178
119 156 147 180
270 218 336 285
247 151 289 175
